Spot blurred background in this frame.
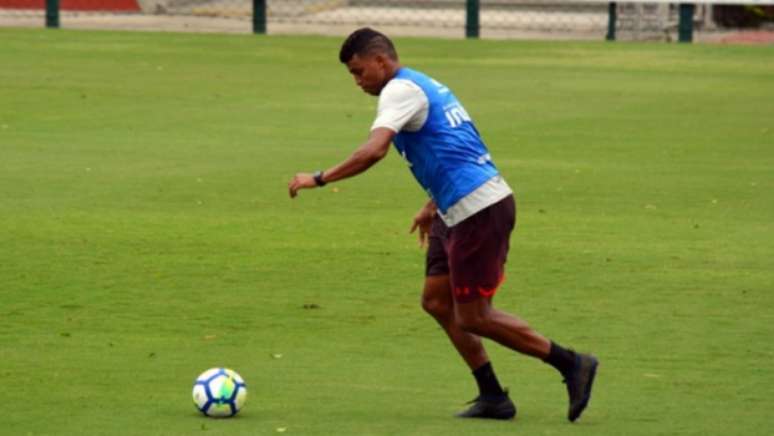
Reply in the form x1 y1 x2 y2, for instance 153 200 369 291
2 0 773 43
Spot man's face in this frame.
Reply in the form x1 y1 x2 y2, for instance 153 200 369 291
346 53 388 96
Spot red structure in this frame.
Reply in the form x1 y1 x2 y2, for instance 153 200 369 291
0 0 140 11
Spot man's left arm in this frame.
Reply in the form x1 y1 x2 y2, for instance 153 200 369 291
288 127 395 198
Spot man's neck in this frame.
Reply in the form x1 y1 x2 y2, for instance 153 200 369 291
387 63 402 80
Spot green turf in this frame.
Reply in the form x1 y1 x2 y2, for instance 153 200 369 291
1 27 773 435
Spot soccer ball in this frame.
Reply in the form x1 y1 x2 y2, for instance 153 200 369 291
192 368 247 417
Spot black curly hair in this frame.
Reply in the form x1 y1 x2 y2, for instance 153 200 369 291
339 27 398 64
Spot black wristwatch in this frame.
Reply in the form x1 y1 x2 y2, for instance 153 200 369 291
313 170 327 187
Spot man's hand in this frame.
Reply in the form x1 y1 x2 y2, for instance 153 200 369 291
409 201 437 248
288 173 317 198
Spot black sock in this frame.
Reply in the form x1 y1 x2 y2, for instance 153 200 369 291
544 341 577 376
472 362 505 398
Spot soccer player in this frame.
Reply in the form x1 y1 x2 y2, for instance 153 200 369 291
288 27 598 422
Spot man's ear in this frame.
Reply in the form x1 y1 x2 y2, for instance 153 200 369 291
373 53 387 68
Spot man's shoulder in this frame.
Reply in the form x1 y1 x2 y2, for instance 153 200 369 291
395 67 453 100
380 77 426 103
395 67 435 84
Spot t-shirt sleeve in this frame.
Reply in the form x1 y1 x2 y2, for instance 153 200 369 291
371 79 429 133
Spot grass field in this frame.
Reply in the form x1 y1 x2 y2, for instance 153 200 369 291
1 28 773 435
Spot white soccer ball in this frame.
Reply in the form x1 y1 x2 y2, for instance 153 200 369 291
192 368 247 417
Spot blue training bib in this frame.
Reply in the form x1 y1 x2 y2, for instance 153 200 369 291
391 68 499 213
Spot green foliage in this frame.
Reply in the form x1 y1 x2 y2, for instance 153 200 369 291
1 28 773 435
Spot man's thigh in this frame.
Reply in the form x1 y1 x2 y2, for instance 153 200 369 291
425 214 450 277
447 196 516 303
422 274 452 302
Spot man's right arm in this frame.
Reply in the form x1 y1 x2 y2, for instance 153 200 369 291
288 79 425 198
287 127 394 198
319 127 395 184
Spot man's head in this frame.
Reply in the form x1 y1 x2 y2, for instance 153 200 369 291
339 28 400 96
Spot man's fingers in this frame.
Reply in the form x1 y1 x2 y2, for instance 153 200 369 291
409 220 418 234
417 226 428 247
418 228 428 248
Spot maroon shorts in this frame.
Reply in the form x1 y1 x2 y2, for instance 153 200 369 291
426 195 516 303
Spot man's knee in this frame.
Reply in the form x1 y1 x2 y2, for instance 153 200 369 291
422 276 454 320
455 307 491 335
455 316 481 335
421 292 451 320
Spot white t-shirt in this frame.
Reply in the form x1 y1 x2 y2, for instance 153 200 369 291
371 79 429 133
370 77 512 226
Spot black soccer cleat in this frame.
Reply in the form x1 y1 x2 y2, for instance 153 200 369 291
563 353 599 422
456 391 517 420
